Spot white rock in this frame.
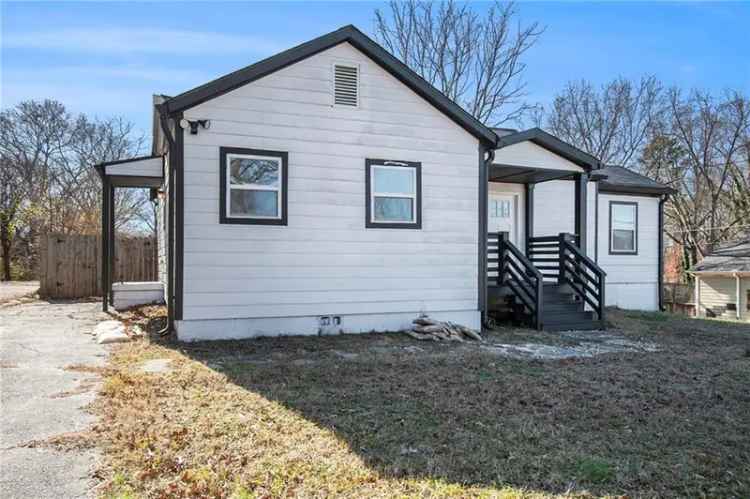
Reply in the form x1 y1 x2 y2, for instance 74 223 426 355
93 320 129 344
96 330 130 344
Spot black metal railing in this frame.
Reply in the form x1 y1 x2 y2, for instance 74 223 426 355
557 233 607 321
488 232 544 330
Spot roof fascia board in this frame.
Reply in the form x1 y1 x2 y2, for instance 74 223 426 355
161 25 497 145
95 154 163 169
599 184 674 196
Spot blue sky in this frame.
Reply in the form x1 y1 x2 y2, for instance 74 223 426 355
2 1 749 143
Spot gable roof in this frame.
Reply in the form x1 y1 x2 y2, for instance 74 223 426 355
598 165 674 196
691 238 750 273
494 127 601 171
159 25 497 145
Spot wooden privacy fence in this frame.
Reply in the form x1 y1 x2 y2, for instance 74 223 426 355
663 282 695 316
39 233 158 298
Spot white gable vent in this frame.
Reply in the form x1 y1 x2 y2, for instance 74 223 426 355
333 64 359 107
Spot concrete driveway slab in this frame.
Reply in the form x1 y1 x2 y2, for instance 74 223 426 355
0 300 108 499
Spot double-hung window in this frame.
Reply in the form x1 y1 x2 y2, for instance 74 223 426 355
365 159 421 229
609 201 637 254
219 147 288 225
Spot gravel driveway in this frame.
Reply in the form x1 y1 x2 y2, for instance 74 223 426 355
0 300 107 498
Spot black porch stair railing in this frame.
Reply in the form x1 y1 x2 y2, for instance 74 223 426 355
527 234 580 282
488 232 544 330
557 233 607 322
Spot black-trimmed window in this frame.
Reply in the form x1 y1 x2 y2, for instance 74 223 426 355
365 159 421 229
609 201 638 254
219 147 288 225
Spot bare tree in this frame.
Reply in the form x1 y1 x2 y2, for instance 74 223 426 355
374 0 544 125
545 76 664 166
0 99 146 279
641 89 750 274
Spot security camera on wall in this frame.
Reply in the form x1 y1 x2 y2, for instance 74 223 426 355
179 119 210 135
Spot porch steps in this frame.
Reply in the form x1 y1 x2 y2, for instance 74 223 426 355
541 284 602 331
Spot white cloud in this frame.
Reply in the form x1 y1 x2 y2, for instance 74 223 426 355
2 27 289 56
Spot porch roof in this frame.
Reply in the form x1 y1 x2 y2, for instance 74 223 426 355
488 164 579 184
94 155 164 188
597 165 674 196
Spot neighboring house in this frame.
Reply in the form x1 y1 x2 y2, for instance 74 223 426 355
94 25 672 340
690 238 750 321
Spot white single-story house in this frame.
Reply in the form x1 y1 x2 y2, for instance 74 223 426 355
690 238 750 321
94 25 672 340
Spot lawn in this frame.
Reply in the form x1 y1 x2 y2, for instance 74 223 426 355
93 307 750 498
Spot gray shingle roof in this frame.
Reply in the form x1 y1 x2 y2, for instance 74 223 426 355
692 238 750 273
598 165 673 195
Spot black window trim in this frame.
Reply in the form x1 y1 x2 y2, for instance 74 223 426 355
609 200 638 255
219 146 288 225
365 158 422 229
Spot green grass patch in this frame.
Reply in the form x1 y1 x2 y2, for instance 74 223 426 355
623 310 671 322
575 457 615 483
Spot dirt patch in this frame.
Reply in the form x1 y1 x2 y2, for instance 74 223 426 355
63 363 110 375
19 431 97 452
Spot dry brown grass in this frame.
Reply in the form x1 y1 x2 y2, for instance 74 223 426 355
92 308 750 498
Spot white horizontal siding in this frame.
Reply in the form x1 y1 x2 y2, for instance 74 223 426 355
181 42 480 327
106 157 162 177
597 193 660 310
494 141 583 172
698 276 740 318
533 180 575 237
181 301 478 322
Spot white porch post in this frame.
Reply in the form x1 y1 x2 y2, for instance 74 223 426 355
694 275 701 317
735 273 741 320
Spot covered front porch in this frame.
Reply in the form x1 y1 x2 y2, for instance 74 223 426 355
482 129 607 331
95 155 166 312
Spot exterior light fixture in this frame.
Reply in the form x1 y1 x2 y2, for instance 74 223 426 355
179 118 211 135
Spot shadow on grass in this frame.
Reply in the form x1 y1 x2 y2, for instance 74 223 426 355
142 309 750 497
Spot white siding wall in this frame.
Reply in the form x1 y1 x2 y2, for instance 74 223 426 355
597 193 660 310
494 141 584 172
531 180 596 255
698 276 748 321
533 180 575 238
177 42 480 340
106 157 162 177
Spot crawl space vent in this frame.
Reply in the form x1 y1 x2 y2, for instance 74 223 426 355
333 64 359 107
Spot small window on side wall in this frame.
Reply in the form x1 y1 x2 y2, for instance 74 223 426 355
609 201 638 254
219 147 288 225
365 159 421 229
